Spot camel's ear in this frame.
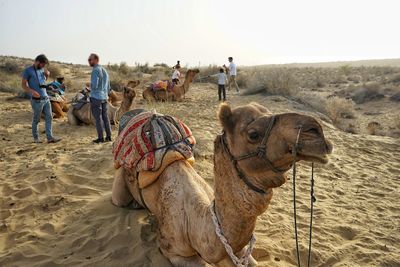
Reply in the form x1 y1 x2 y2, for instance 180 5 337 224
250 102 271 114
218 103 234 132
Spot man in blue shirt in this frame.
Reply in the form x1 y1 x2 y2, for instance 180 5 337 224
88 53 112 143
21 54 61 143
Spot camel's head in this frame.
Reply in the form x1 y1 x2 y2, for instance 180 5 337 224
217 103 333 187
126 80 140 88
185 69 200 83
123 86 136 100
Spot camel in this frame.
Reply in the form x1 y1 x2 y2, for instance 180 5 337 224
112 102 333 266
142 69 200 101
109 80 140 106
51 100 69 118
67 86 136 126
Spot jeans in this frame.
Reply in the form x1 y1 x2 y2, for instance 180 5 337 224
90 97 112 140
31 98 53 140
228 75 240 92
218 84 226 101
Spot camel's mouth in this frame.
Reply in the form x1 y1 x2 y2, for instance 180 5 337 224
297 153 329 164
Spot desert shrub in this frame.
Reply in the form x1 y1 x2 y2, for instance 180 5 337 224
0 72 22 93
244 68 298 96
366 121 383 135
325 96 356 123
351 82 384 104
390 92 400 102
134 62 152 74
47 64 62 78
2 60 22 74
339 65 352 76
153 63 169 68
389 73 400 83
118 62 130 75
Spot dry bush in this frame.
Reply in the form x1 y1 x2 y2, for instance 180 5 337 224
389 73 400 83
0 72 22 93
47 64 63 78
244 68 297 96
351 82 384 104
2 60 22 74
339 64 352 76
153 63 169 68
366 121 383 135
325 96 356 123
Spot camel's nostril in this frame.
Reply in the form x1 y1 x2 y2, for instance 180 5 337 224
325 140 333 154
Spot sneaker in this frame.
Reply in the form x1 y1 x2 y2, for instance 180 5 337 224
105 136 112 142
93 138 104 143
48 137 61 143
33 138 43 144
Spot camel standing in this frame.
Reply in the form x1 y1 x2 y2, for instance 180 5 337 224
67 86 136 126
112 103 333 266
142 69 200 101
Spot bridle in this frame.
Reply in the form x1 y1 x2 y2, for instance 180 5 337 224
218 115 316 267
220 115 282 194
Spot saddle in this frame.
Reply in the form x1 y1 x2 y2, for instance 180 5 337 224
151 80 175 92
113 109 195 188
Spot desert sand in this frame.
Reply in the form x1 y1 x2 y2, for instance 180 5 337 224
0 72 399 267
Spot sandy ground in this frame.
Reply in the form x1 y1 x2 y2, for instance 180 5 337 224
0 84 399 267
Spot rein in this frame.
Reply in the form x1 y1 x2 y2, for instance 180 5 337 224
292 126 316 267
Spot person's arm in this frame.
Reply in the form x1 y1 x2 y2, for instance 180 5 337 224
90 68 100 91
44 69 50 80
21 70 40 98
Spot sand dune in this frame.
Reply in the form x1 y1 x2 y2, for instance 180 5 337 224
0 83 399 266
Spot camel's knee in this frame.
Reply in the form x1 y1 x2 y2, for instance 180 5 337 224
112 168 133 207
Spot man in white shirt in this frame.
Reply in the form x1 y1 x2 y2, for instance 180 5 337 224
227 56 240 93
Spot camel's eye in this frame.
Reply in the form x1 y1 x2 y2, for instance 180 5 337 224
305 127 319 135
247 130 260 142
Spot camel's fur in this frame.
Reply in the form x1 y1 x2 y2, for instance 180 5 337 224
51 100 69 118
109 80 140 106
67 86 136 126
112 103 333 266
142 69 200 102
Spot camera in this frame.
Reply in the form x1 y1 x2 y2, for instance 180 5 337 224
39 84 49 89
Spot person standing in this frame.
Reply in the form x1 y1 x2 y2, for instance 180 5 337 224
88 53 112 143
21 54 61 143
208 68 228 101
227 56 240 93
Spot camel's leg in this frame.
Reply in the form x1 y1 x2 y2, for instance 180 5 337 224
111 168 134 207
62 103 69 112
52 102 64 118
167 254 209 267
67 108 78 125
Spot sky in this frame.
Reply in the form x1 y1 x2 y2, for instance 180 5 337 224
0 0 400 67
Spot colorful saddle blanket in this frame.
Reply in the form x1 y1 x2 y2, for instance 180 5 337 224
113 109 196 183
151 80 175 92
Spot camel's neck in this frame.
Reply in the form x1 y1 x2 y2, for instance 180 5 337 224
120 97 134 113
212 136 275 252
178 75 192 95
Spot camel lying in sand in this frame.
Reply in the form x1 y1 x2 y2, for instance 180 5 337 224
67 86 136 125
142 69 199 101
109 80 140 106
112 102 333 266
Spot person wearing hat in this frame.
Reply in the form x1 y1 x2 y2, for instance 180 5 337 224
21 54 61 143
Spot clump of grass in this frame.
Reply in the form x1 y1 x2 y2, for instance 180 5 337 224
339 64 352 76
2 60 22 74
366 121 383 135
351 82 384 104
47 64 63 78
325 96 356 123
244 68 298 96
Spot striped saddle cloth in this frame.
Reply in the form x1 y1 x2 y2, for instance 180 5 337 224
113 109 196 175
151 80 175 92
